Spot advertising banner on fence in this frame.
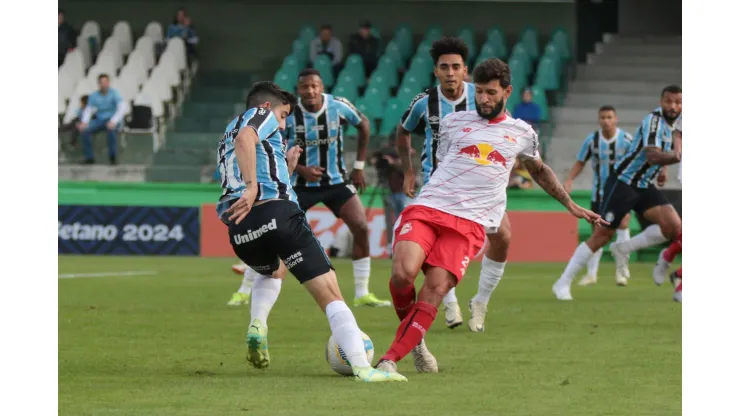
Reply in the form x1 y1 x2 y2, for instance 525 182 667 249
58 205 200 255
200 204 578 262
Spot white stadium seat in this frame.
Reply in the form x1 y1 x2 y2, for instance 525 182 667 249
144 21 164 44
80 21 101 44
58 95 67 116
134 36 156 66
110 76 138 103
58 71 79 104
165 37 187 71
100 38 124 70
75 34 92 69
87 54 118 81
119 57 148 89
112 21 133 56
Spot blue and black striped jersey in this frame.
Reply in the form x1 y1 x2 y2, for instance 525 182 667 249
615 108 676 188
577 128 632 203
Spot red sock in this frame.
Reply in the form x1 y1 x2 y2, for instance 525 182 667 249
381 301 437 363
675 280 682 293
676 266 682 278
663 233 682 262
389 280 416 322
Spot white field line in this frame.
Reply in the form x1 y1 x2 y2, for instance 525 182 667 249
58 271 158 279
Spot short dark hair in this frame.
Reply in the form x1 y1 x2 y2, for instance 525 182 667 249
298 68 321 80
98 73 109 81
320 24 332 31
661 85 682 97
429 37 469 65
246 81 297 115
599 105 617 114
472 58 511 88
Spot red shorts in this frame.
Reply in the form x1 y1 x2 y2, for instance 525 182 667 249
393 205 486 281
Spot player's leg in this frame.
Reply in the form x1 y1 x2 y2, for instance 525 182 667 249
227 265 258 306
280 204 406 382
468 213 511 332
654 231 682 286
580 212 631 286
333 186 390 307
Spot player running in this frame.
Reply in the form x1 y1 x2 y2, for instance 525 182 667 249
217 81 405 382
563 106 633 286
653 114 682 303
226 263 256 306
553 85 682 300
396 37 512 333
376 59 606 374
287 68 389 308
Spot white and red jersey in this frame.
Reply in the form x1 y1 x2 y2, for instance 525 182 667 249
674 115 682 182
410 110 540 230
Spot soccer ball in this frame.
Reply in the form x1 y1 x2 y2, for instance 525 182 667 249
325 331 374 376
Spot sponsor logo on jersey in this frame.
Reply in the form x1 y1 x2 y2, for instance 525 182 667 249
457 143 508 167
233 218 277 245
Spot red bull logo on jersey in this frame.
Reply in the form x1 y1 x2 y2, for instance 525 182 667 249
457 143 508 167
504 135 517 144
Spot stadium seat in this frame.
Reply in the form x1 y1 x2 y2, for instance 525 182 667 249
312 55 335 88
530 85 550 122
374 60 399 87
415 40 432 58
395 85 420 107
134 37 156 69
335 71 361 91
424 26 443 42
458 28 477 64
486 27 508 57
542 42 562 63
409 54 434 75
509 43 532 75
519 26 539 60
393 24 413 59
343 54 366 83
331 85 358 103
291 40 309 66
273 70 296 92
80 21 101 45
383 41 405 69
534 56 560 91
367 73 392 95
298 25 316 47
112 21 133 56
378 97 405 136
550 27 570 60
144 21 164 43
357 90 385 120
400 72 427 91
281 55 301 78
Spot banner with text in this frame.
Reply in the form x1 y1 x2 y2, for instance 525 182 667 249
58 205 200 255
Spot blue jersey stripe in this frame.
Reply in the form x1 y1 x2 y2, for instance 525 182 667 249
616 109 674 188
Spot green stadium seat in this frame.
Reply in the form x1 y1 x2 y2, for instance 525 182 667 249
343 54 366 84
273 70 296 92
383 42 404 69
458 28 477 65
534 56 560 91
530 85 550 122
367 73 393 95
358 89 386 120
542 42 562 63
400 72 427 91
415 40 432 57
373 63 399 88
477 41 504 62
424 26 443 42
331 85 359 103
335 71 361 92
313 55 335 88
345 118 377 138
395 85 421 107
509 43 532 75
291 40 308 66
486 27 508 57
519 26 539 60
379 97 405 136
551 30 570 61
298 26 316 48
393 25 413 59
281 55 301 78
409 54 434 74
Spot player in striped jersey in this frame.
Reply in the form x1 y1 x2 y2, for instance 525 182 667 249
397 37 512 333
553 85 682 300
286 68 390 308
563 106 633 286
218 81 406 382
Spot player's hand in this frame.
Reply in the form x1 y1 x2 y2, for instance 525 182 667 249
566 202 610 227
300 166 325 182
286 146 303 173
350 169 366 194
657 169 667 187
564 179 574 194
226 186 258 225
403 169 417 198
106 121 117 131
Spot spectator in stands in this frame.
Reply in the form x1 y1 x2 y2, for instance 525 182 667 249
58 9 78 67
77 74 125 165
310 24 343 76
373 137 415 254
348 21 380 75
167 7 198 65
512 87 542 131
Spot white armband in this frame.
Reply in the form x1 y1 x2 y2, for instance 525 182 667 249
353 161 365 170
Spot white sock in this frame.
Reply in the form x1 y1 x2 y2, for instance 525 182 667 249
238 268 257 294
472 257 506 305
616 228 630 243
586 248 603 277
559 242 594 284
352 257 371 298
619 224 667 253
443 287 458 305
249 275 282 326
325 300 371 368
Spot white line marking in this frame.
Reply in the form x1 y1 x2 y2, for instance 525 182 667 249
58 271 158 279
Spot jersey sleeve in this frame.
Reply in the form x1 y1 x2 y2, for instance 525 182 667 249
400 92 427 132
283 114 296 146
244 108 280 141
518 128 541 160
576 135 592 162
334 96 364 126
641 113 663 148
435 114 455 164
674 116 682 133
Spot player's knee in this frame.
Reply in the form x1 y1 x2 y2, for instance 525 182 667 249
348 219 369 240
489 229 511 250
390 264 415 288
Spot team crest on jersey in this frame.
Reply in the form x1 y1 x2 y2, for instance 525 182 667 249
399 222 412 236
605 212 615 223
457 143 508 167
257 108 267 116
428 115 440 124
296 125 306 134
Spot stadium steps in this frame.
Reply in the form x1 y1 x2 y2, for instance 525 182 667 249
58 133 155 165
549 34 682 192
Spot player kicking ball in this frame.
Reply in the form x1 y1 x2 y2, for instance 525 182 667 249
553 85 682 300
563 106 633 286
375 59 606 374
396 37 512 333
217 81 405 382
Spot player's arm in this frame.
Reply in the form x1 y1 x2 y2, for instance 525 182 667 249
642 114 680 166
564 136 592 193
336 97 369 192
520 130 607 225
396 93 427 174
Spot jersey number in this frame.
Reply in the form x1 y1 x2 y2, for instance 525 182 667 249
460 256 470 276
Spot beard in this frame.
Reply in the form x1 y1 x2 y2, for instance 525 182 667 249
475 99 505 120
662 109 680 124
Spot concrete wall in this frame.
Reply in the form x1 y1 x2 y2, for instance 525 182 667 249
62 0 576 75
618 0 682 36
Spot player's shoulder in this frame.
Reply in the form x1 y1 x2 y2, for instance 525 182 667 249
643 108 662 123
408 89 431 107
501 116 537 135
441 110 478 126
328 94 353 106
619 129 633 142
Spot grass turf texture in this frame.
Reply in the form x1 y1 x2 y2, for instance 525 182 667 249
59 256 681 416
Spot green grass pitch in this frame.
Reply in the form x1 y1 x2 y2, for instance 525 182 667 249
59 256 681 416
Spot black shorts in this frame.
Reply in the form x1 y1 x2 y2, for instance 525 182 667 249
227 200 333 283
294 183 357 217
599 173 669 230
